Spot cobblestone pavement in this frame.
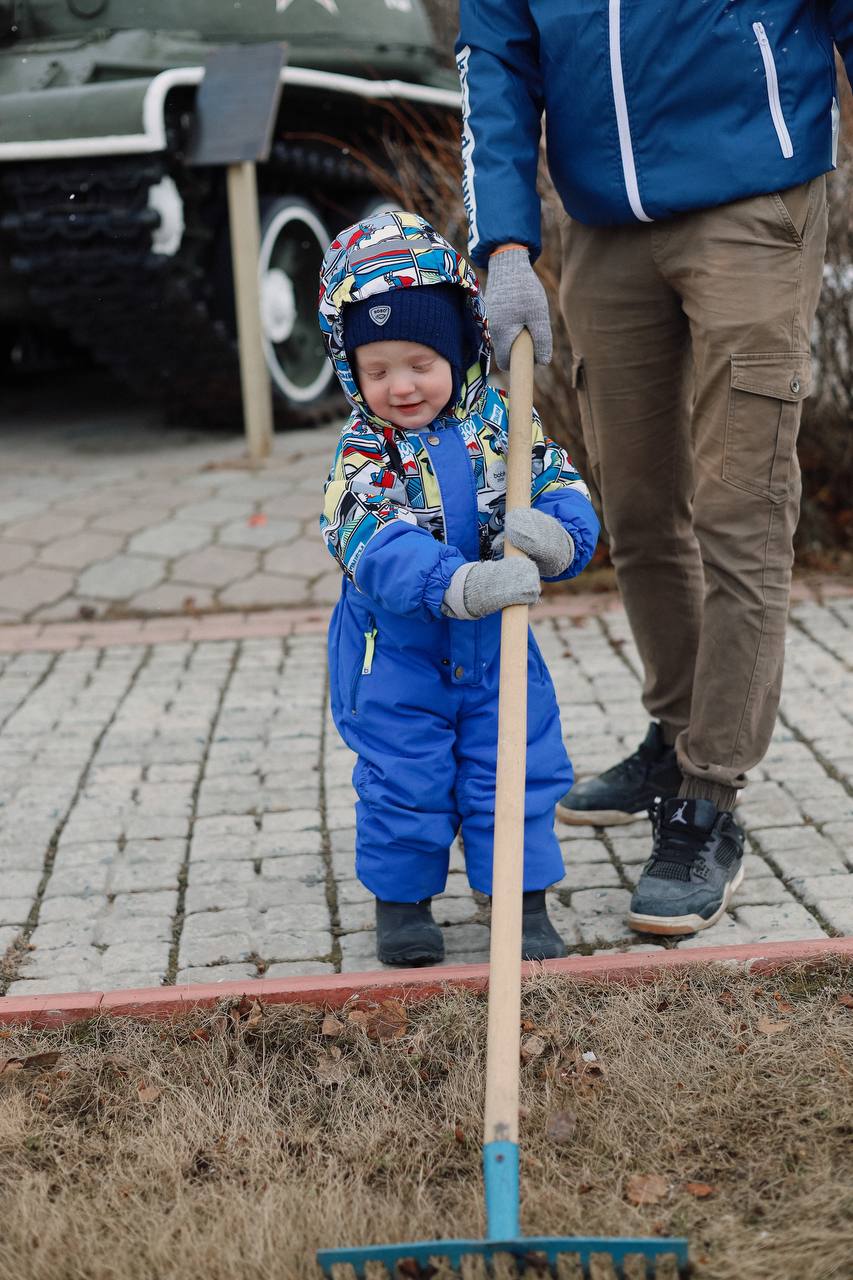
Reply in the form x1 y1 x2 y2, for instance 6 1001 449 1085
0 373 343 624
1 594 851 999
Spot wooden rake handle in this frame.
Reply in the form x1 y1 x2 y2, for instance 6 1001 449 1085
483 328 535 1149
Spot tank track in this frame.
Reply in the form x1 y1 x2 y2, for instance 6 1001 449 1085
0 154 347 429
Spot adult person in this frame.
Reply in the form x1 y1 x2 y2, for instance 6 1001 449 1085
455 2 851 936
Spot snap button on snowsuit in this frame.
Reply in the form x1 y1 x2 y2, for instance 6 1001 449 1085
789 376 801 394
427 434 440 445
454 665 464 679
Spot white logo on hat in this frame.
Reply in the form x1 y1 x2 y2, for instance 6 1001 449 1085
369 305 392 326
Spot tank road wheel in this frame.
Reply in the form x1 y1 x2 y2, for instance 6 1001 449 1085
258 197 334 410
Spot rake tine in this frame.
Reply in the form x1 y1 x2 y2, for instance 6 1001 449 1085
460 1256 490 1280
554 1254 585 1280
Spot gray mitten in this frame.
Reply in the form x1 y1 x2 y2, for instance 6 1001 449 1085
485 248 553 371
504 508 575 577
442 558 541 620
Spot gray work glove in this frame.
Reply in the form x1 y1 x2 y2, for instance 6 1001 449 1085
499 508 575 577
485 248 553 371
442 557 541 620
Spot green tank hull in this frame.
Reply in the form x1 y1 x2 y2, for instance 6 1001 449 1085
0 0 459 424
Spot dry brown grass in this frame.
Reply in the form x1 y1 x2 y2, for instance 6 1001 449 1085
1 964 852 1279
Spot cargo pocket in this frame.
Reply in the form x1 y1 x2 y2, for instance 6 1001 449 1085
570 353 601 483
723 353 810 503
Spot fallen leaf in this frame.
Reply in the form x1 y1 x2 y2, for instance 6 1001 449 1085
626 1173 668 1206
248 513 268 527
773 992 795 1013
321 1013 345 1037
756 1015 791 1035
137 1083 161 1104
454 1123 465 1144
347 1009 371 1029
717 990 736 1008
315 1051 349 1084
545 1109 577 1145
837 994 853 1010
0 1051 60 1076
521 1034 547 1061
685 1181 716 1198
369 999 408 1042
243 1000 264 1030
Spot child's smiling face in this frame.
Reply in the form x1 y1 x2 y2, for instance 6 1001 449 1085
354 340 454 430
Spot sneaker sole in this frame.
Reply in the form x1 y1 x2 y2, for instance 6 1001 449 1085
556 802 646 827
627 865 745 937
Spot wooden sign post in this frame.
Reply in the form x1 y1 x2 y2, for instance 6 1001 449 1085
188 44 286 462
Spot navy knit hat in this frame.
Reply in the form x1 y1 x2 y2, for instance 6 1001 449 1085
344 284 475 406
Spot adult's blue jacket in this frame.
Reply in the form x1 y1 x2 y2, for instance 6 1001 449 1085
456 0 853 263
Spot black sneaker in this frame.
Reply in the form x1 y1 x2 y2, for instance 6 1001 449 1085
375 898 444 966
521 891 568 960
627 797 745 936
557 722 682 826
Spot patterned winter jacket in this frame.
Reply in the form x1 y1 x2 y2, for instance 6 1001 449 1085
318 212 599 676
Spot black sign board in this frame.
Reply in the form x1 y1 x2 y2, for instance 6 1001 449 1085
187 43 287 167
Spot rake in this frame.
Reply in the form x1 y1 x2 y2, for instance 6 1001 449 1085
317 329 689 1279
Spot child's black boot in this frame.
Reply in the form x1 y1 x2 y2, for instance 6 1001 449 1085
375 898 444 967
521 890 567 961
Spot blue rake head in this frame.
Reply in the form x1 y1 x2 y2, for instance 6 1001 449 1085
316 1235 690 1277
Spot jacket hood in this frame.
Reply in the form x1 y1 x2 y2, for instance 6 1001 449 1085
318 211 490 429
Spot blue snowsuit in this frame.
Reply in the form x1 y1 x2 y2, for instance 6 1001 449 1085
318 213 600 901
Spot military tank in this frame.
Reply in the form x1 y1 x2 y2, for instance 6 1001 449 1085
0 0 460 426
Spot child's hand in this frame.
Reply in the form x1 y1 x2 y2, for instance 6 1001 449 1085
456 557 541 618
502 508 575 577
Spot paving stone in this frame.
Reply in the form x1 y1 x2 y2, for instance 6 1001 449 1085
571 888 634 944
4 513 86 544
176 964 259 984
809 897 853 934
114 895 179 924
675 915 752 948
789 874 853 909
263 932 333 962
218 519 300 550
731 874 794 906
2 869 42 898
108 856 183 894
0 566 75 614
262 960 336 977
559 861 621 891
129 584 215 614
38 895 109 924
100 942 170 977
442 921 490 955
756 838 848 880
734 902 827 942
179 934 256 968
265 539 330 578
37 531 124 571
0 925 21 952
737 782 804 829
129 521 211 558
557 836 613 863
77 554 165 600
0 542 35 573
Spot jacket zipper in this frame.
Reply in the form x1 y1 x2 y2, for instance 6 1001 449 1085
608 0 651 222
350 618 377 714
753 22 794 159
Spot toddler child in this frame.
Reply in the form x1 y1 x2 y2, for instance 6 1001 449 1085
318 211 599 967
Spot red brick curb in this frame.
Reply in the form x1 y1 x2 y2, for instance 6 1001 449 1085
0 606 334 653
2 937 850 1028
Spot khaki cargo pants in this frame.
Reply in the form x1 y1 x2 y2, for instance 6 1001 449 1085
559 177 828 792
